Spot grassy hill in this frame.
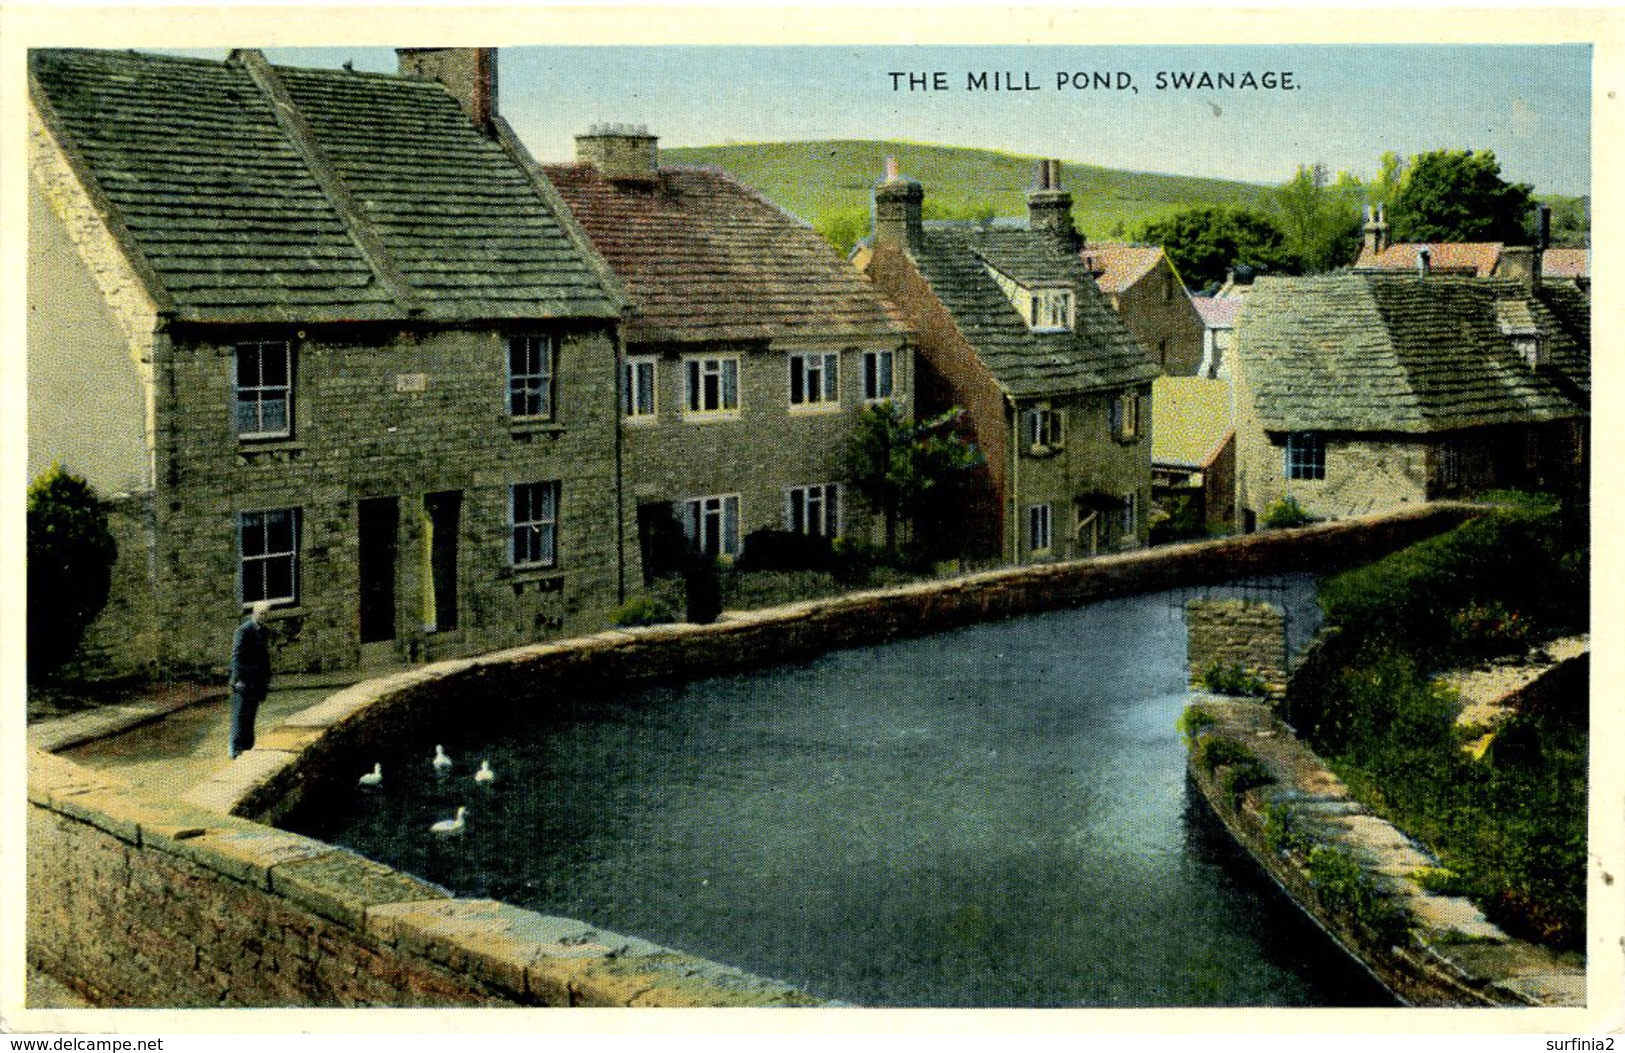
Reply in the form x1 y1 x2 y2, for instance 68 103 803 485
662 139 1274 250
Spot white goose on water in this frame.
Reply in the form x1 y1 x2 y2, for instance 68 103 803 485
430 806 467 836
358 763 383 788
474 760 495 784
432 745 453 773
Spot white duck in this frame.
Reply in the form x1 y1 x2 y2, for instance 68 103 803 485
474 760 495 784
358 763 383 788
430 806 467 836
432 745 453 774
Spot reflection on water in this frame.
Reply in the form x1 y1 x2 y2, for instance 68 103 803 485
294 576 1394 1007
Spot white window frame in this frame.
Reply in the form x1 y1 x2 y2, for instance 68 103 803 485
623 355 658 421
786 483 840 538
1109 391 1140 441
508 334 556 419
1028 503 1054 554
862 349 895 403
789 351 841 411
1284 432 1326 481
684 355 741 418
233 340 293 439
1438 440 1462 489
684 494 741 558
510 481 560 569
1029 288 1074 332
239 507 299 606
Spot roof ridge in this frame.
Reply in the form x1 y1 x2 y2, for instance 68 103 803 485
231 48 422 315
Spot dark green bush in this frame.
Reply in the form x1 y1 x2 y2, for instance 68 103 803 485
1196 736 1256 774
27 464 117 678
682 558 723 624
1222 760 1276 806
736 529 834 573
1308 844 1412 947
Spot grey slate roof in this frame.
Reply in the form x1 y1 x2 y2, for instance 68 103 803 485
30 48 619 324
912 227 1160 398
1238 274 1589 434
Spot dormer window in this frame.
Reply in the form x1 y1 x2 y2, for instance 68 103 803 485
1513 334 1546 369
1030 288 1074 332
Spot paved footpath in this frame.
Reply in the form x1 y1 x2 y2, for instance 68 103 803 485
34 671 401 800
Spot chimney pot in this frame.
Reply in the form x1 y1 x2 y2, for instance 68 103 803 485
874 162 924 252
1417 246 1431 276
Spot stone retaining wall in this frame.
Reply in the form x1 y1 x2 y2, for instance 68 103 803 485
1182 696 1585 1008
1186 599 1287 701
27 750 823 1008
32 505 1475 1008
186 505 1475 826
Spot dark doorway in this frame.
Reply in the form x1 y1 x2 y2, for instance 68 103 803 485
358 497 399 643
425 491 461 632
636 500 684 584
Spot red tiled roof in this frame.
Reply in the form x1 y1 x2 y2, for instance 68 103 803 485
1078 242 1165 294
1541 248 1589 279
1354 242 1503 277
1191 296 1241 329
543 162 907 344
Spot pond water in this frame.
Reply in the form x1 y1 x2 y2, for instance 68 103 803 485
294 575 1395 1007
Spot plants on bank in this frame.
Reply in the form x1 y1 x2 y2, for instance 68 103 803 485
1201 661 1270 698
1307 844 1413 947
1291 499 1587 951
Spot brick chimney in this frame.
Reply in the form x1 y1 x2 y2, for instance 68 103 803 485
874 155 924 253
575 124 659 179
397 48 497 127
1362 203 1390 255
1027 159 1079 252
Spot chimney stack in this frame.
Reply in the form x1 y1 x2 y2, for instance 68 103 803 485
874 155 924 253
1027 159 1079 251
1499 245 1539 292
1363 203 1390 255
575 123 659 179
1416 246 1431 276
397 48 497 128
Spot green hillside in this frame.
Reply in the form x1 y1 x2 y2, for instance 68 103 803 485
662 139 1274 250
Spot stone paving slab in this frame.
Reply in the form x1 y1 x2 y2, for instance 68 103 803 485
1408 894 1508 942
1493 971 1588 1008
271 850 449 930
180 748 299 815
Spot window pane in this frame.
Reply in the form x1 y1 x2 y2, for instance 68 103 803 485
823 354 839 401
790 357 805 404
723 496 739 554
790 489 805 533
721 360 738 409
261 344 287 386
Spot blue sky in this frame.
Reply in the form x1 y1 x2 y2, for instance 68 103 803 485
166 44 1591 195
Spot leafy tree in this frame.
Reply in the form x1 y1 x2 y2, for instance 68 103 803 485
1136 205 1297 291
813 204 872 257
1364 151 1407 210
1536 195 1590 249
1268 164 1363 273
27 464 117 678
843 402 982 554
1388 149 1534 243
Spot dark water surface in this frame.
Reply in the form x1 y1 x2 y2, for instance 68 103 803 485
295 577 1394 1007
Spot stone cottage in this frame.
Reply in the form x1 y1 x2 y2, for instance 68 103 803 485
1078 242 1205 375
856 159 1160 563
28 47 634 677
543 128 911 569
1231 263 1589 527
1151 377 1235 535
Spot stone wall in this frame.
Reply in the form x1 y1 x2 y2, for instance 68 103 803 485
1112 257 1205 377
1186 599 1287 701
27 750 822 1008
185 504 1476 828
1182 696 1585 1007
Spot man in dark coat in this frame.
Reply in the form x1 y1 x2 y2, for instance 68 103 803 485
229 601 273 758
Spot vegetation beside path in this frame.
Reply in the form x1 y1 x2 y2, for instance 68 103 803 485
1288 495 1588 952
